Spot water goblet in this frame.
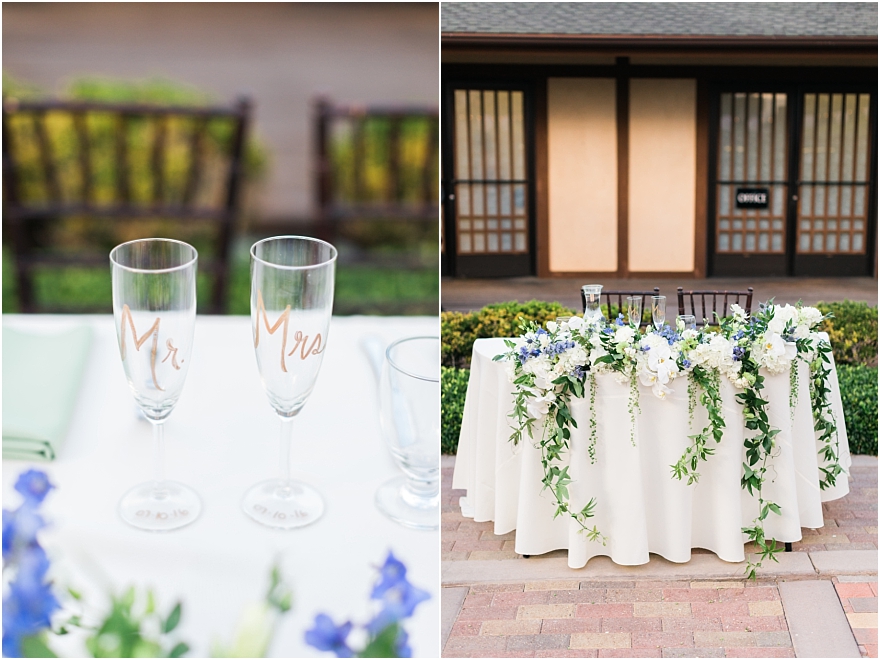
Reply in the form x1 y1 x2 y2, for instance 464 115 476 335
652 295 667 330
244 236 337 529
626 296 643 328
581 284 603 321
111 238 200 531
677 314 697 331
376 336 440 530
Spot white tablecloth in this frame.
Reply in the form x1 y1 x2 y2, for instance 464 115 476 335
2 314 439 657
453 337 852 569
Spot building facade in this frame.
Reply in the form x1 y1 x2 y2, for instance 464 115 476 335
440 2 878 279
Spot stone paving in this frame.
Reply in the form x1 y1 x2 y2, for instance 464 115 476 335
442 455 878 658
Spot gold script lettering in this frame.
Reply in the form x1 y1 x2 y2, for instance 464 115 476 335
119 304 163 391
254 289 292 372
161 339 182 370
287 330 324 360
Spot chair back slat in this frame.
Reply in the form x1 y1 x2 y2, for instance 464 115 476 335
72 112 92 205
114 114 130 204
150 114 167 205
677 287 754 326
33 112 62 203
182 116 205 207
386 117 401 203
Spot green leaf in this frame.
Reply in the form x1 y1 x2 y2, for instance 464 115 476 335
360 623 401 658
163 602 182 634
168 642 189 658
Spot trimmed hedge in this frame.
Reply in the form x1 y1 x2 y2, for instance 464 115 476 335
817 300 878 367
442 300 577 369
837 364 878 456
441 367 469 455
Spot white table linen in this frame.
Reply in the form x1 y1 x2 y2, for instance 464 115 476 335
2 314 439 657
453 337 852 569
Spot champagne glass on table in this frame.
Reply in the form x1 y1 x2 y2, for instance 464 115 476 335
377 336 440 530
245 236 336 529
626 296 643 329
652 295 667 330
111 238 199 531
581 284 603 322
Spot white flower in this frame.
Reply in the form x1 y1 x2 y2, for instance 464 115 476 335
799 306 824 329
614 325 636 347
539 333 550 348
730 303 748 321
567 316 584 331
526 392 556 419
546 321 558 333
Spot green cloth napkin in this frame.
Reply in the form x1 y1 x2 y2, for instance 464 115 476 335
3 325 93 461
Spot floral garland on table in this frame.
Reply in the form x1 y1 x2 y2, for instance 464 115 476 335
497 301 842 579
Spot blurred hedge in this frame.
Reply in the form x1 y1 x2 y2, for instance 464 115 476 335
817 300 878 367
837 364 878 455
441 367 469 455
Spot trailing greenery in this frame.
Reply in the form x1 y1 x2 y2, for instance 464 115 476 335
817 300 878 367
441 367 470 455
811 341 845 488
837 364 878 455
671 366 725 485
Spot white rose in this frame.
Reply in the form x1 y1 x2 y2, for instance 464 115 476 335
546 321 558 333
567 316 584 331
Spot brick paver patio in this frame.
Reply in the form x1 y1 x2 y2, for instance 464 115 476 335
442 455 878 658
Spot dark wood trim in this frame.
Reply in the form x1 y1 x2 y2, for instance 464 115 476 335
442 33 878 52
546 270 697 279
534 76 550 277
616 57 630 277
694 79 710 278
442 63 876 86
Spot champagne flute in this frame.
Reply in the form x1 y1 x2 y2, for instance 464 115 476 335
581 284 603 321
245 236 336 529
677 314 697 331
376 336 440 529
110 238 200 531
626 296 643 328
652 295 667 330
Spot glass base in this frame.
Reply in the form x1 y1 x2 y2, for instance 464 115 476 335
119 481 201 531
242 479 324 529
375 475 439 530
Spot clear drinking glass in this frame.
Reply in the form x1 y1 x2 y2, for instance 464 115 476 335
581 284 603 321
677 314 697 331
626 296 643 328
245 236 336 529
652 295 667 330
376 336 440 530
110 238 200 531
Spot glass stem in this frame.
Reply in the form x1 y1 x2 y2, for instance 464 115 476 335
279 415 294 494
152 420 167 498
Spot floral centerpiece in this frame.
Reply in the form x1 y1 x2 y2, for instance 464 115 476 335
496 301 842 578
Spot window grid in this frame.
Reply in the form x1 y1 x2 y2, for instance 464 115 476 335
715 92 788 254
453 89 529 255
796 93 871 255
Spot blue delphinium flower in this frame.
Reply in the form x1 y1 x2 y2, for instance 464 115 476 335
570 365 585 380
733 329 745 341
602 327 614 335
732 346 745 361
368 552 430 635
2 471 59 658
305 551 430 658
615 313 625 327
14 471 54 507
304 614 354 658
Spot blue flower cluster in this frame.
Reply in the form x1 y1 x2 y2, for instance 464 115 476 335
732 346 745 361
655 324 681 346
614 313 626 327
2 470 60 658
518 344 542 364
543 339 576 358
305 551 430 658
